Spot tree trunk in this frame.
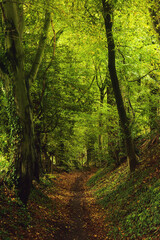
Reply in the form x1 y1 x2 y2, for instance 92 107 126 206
98 89 105 166
58 142 65 166
86 137 95 167
87 148 92 167
149 81 159 131
95 64 108 166
2 1 35 204
101 0 138 172
149 0 160 42
148 2 160 131
2 1 51 204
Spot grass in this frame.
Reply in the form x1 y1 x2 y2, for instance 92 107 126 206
88 135 160 239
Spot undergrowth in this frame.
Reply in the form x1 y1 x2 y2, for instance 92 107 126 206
0 174 57 239
0 185 31 240
88 139 160 239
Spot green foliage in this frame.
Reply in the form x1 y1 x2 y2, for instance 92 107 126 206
0 186 31 239
123 180 160 238
0 0 160 198
40 174 56 186
87 166 114 187
0 155 9 172
30 185 51 206
0 92 21 187
0 84 20 183
88 160 160 238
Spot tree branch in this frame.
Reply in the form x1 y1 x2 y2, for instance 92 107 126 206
76 75 95 102
129 69 158 82
38 27 63 106
51 18 56 57
27 10 51 85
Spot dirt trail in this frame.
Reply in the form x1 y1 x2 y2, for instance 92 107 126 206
53 171 107 240
0 170 108 239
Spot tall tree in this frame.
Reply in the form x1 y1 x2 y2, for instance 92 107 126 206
94 62 108 165
1 0 51 204
149 0 160 42
148 0 160 130
101 0 138 172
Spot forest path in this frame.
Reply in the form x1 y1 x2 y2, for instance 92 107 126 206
51 171 107 240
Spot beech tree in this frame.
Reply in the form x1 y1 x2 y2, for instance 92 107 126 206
101 0 138 172
0 0 51 204
148 0 160 130
149 0 160 42
0 0 159 201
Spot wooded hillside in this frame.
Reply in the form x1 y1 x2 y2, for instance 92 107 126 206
0 0 160 239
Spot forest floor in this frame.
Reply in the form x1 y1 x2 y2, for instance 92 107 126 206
0 132 160 240
51 170 107 240
0 170 108 240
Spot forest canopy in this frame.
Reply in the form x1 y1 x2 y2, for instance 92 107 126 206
0 0 160 204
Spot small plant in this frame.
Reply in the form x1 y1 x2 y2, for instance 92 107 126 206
87 167 110 187
88 157 160 239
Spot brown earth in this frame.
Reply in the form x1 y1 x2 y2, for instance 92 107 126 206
0 170 108 240
50 171 108 240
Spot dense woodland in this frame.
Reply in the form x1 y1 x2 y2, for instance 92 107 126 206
0 0 160 239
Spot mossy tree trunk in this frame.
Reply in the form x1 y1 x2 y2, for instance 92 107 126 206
149 80 159 131
2 0 51 204
149 0 160 42
101 0 138 172
148 1 160 131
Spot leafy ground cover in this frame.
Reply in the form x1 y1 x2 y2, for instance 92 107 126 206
88 133 160 239
0 133 159 240
0 170 107 239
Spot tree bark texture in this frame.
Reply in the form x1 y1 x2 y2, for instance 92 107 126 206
27 11 51 85
2 0 51 204
149 0 160 42
98 89 105 166
149 81 159 131
2 0 35 204
101 0 138 172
